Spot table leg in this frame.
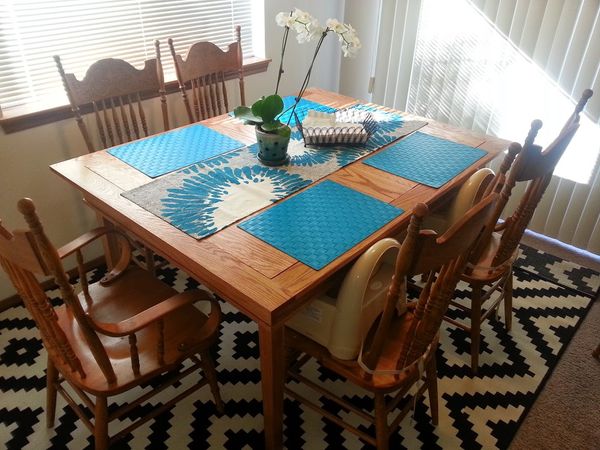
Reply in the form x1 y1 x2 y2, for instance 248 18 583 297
259 322 285 450
98 214 120 269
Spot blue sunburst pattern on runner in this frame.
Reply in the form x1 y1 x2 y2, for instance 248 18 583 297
197 147 246 169
289 145 335 166
349 104 409 151
247 139 336 167
161 165 311 238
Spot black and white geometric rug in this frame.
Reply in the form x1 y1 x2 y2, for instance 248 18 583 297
0 245 597 449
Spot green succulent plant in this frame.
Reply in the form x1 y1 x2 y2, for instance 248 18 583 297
233 94 291 137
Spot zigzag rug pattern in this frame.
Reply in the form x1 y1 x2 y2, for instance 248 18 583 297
0 245 596 449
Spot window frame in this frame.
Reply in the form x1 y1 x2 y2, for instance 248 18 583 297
0 57 270 133
0 0 269 133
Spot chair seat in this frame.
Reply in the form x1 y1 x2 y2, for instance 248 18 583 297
461 232 515 283
287 309 430 393
55 266 217 395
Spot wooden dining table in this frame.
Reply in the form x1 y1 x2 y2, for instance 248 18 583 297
51 88 509 449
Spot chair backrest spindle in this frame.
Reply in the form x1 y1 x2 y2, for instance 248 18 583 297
0 200 121 383
55 54 169 153
361 194 498 372
168 25 245 123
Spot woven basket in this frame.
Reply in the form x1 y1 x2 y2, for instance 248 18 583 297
296 108 378 147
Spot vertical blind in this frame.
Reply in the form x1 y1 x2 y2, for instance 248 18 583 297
373 0 600 252
0 0 255 113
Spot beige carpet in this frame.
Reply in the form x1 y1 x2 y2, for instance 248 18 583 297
511 284 600 448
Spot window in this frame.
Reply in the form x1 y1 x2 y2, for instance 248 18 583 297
372 0 600 251
406 0 600 184
0 0 261 115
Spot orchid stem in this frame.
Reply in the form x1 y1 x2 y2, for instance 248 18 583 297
285 31 328 126
275 11 293 96
275 27 289 96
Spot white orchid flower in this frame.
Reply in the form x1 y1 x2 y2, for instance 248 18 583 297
345 23 357 34
293 8 312 22
273 9 362 119
331 21 361 58
325 18 345 34
275 11 296 28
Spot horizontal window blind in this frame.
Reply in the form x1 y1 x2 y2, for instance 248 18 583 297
0 0 255 112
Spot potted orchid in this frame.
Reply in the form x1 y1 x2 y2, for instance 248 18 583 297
233 8 361 166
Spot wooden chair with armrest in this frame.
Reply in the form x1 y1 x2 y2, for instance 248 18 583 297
54 46 171 273
444 89 593 372
0 198 223 450
285 193 498 450
168 25 245 123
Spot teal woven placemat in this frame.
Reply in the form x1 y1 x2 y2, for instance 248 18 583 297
238 180 403 270
230 96 336 124
108 124 245 178
364 132 487 188
277 97 336 124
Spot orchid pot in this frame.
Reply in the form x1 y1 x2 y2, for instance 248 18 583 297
234 94 292 166
255 125 291 166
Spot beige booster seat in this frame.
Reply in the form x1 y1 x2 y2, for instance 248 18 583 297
286 238 403 360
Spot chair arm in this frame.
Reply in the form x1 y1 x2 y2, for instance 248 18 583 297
56 226 133 286
57 227 124 258
89 290 220 337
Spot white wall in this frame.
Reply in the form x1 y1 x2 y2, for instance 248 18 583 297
260 0 344 100
0 0 344 299
339 0 382 101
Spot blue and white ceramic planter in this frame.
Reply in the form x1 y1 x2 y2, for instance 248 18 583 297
256 126 291 166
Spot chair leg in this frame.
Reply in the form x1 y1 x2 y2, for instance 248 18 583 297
94 396 109 450
470 284 483 374
200 350 224 413
425 355 439 426
593 342 600 359
374 393 389 450
503 269 513 331
46 356 59 428
144 247 156 276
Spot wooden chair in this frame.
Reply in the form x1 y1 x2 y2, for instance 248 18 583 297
0 198 223 450
168 25 245 123
54 41 169 153
447 89 593 372
285 193 498 450
55 46 171 273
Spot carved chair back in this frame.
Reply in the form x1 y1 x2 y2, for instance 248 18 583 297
169 25 245 123
490 122 579 266
470 89 592 271
55 43 169 153
0 199 125 383
360 193 498 373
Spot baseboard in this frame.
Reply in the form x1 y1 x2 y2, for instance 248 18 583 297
0 256 106 313
521 229 600 272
